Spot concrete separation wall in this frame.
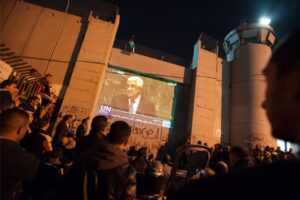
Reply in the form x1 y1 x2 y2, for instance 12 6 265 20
109 48 191 84
1 1 81 85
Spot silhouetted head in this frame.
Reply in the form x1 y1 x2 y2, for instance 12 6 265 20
36 118 50 131
43 74 53 84
0 95 15 113
0 108 29 142
91 115 107 133
0 80 19 97
229 146 248 167
136 147 148 159
62 115 73 124
107 121 131 149
163 154 172 164
30 96 40 107
262 27 300 144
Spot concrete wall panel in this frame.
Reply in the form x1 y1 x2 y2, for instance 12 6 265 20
1 0 17 28
230 123 274 148
230 43 276 148
198 50 218 68
22 58 48 74
60 63 107 106
1 1 82 84
190 46 225 146
109 48 187 83
45 61 69 85
58 15 119 126
63 86 95 104
51 15 81 62
78 19 115 62
1 1 42 54
21 8 65 60
68 62 103 91
231 44 271 82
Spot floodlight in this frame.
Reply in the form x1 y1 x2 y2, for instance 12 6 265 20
259 17 271 25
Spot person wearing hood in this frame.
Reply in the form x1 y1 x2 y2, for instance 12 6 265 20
75 115 107 156
62 120 136 200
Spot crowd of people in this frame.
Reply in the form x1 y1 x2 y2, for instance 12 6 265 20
1 28 300 200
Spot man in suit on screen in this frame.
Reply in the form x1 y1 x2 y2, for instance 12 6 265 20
111 76 156 116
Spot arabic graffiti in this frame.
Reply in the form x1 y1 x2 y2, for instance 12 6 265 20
106 117 169 154
61 105 90 120
244 134 266 147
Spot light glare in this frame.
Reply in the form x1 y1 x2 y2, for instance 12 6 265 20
259 17 271 25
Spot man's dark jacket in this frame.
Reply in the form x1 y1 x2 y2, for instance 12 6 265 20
62 138 136 200
75 130 106 156
0 139 40 200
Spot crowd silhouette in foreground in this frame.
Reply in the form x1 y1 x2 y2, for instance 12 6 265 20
1 28 300 200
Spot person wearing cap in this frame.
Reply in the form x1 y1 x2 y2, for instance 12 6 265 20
111 76 156 116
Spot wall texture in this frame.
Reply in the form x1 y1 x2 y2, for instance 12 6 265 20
1 0 81 84
109 48 191 84
58 13 120 126
189 40 229 146
230 43 276 148
1 0 232 153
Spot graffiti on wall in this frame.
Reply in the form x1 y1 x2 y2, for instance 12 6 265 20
61 104 90 120
58 105 170 155
106 115 169 155
244 134 265 147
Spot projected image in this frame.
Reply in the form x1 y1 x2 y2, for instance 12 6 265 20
97 68 176 127
111 76 156 116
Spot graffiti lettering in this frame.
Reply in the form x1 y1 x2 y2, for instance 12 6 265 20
106 116 169 155
129 123 167 142
246 135 263 143
61 105 89 120
244 134 267 148
128 135 166 153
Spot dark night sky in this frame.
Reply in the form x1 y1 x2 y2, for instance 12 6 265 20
113 0 300 61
